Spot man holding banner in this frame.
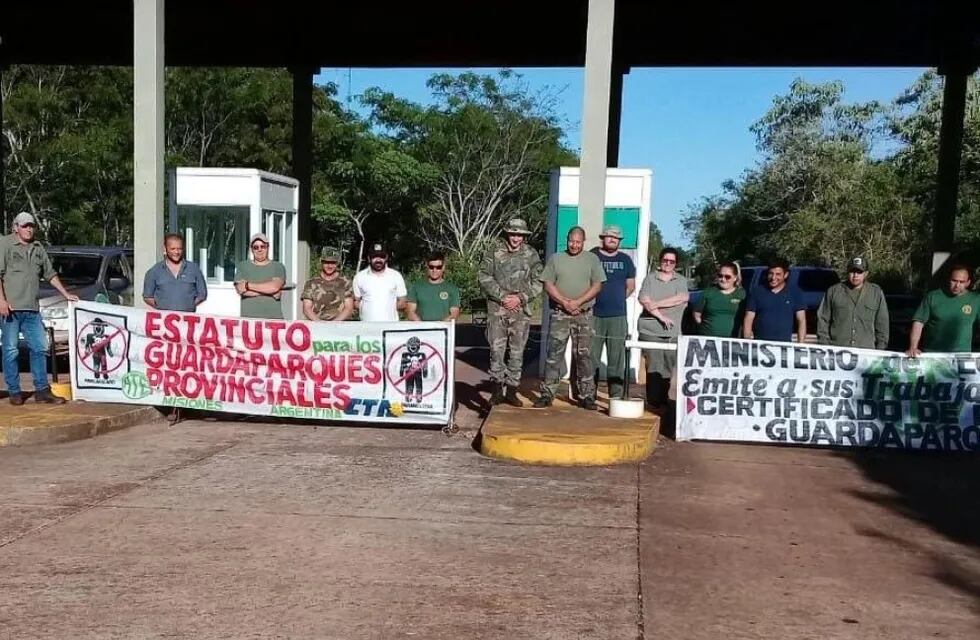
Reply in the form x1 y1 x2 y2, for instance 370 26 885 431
817 257 889 350
743 258 806 344
0 212 79 405
907 265 980 356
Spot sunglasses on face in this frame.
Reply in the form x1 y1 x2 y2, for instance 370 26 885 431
717 274 734 280
661 258 676 264
427 264 444 270
251 243 268 250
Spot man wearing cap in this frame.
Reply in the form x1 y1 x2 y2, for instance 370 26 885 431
477 218 543 407
301 248 353 322
352 243 407 322
143 233 208 312
235 233 286 319
0 212 78 405
590 225 636 399
817 257 889 350
535 226 607 410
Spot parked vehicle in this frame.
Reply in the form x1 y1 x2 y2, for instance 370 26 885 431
684 265 839 336
684 264 919 350
38 247 135 345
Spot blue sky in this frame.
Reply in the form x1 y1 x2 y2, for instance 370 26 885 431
317 67 927 247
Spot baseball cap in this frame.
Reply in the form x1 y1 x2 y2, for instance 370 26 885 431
847 257 868 272
320 247 341 262
249 233 269 246
599 225 624 239
367 243 387 258
13 212 36 227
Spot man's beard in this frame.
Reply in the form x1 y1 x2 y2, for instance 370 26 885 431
370 260 385 271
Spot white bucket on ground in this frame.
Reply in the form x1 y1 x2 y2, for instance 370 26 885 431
608 398 644 419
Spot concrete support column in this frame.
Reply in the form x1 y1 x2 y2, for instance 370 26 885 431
607 66 625 168
291 67 314 308
133 0 165 306
578 0 616 245
931 67 972 275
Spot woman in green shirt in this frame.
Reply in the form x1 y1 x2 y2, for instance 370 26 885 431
692 262 746 338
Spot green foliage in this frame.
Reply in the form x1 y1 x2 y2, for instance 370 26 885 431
685 72 980 291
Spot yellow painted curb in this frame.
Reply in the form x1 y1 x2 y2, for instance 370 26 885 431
480 404 659 466
50 382 73 401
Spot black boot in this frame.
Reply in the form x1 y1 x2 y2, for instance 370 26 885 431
532 395 553 409
490 384 505 405
35 388 66 405
504 386 523 408
579 397 598 411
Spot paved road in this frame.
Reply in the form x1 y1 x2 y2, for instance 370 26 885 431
1 417 977 638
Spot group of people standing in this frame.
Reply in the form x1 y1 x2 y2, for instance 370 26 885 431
141 233 462 324
479 218 980 413
5 205 978 412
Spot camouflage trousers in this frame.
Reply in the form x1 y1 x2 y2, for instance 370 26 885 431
540 309 596 401
487 310 531 388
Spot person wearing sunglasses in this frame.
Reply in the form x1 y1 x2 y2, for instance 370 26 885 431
637 247 688 410
406 252 460 322
692 261 745 338
235 233 286 319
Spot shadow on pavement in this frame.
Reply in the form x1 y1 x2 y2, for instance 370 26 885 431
840 450 980 611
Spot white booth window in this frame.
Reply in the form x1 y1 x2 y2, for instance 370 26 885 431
261 209 294 272
177 205 250 283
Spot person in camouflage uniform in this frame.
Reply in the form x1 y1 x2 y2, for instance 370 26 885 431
535 227 606 410
477 218 543 407
301 248 353 321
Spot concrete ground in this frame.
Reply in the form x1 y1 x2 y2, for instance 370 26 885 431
1 329 977 638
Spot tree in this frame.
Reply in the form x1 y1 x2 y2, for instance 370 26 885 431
684 77 929 288
363 71 577 262
2 65 133 245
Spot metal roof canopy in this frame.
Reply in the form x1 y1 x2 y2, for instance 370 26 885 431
3 1 979 69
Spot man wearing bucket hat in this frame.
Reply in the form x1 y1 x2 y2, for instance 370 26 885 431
301 248 353 321
0 212 78 405
590 225 636 399
477 218 542 407
817 256 889 350
235 232 286 319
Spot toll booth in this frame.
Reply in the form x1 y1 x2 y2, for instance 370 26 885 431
168 168 301 320
539 167 653 385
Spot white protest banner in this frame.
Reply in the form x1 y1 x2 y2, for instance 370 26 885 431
69 301 455 425
676 335 980 451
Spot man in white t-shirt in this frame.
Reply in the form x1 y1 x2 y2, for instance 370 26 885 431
353 243 407 321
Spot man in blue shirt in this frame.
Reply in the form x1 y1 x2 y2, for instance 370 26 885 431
142 234 207 312
590 225 636 399
742 258 806 343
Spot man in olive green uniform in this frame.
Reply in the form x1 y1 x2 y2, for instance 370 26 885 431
407 252 461 322
477 218 542 407
301 248 353 321
535 226 607 410
817 257 889 350
0 212 78 405
907 265 980 355
236 232 287 319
